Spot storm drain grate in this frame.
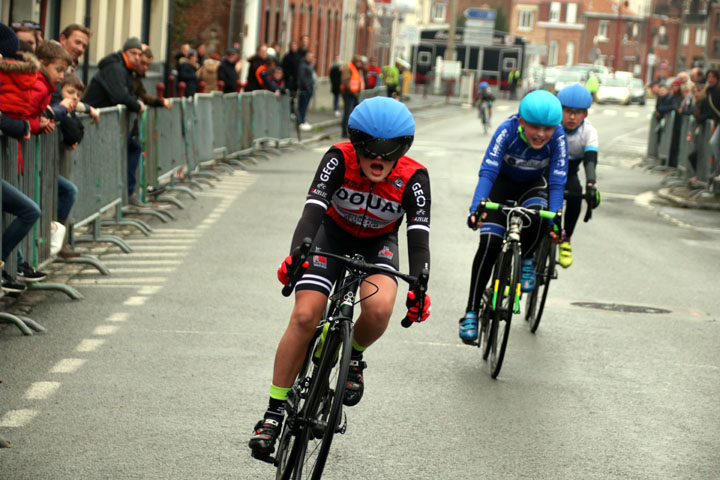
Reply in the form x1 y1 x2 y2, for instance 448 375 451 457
571 302 671 314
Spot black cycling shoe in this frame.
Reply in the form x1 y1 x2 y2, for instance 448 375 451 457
343 360 366 407
249 418 281 457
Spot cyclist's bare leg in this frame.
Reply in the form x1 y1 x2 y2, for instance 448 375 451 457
353 274 398 348
271 290 328 388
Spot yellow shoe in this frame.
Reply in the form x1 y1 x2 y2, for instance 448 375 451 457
558 241 573 268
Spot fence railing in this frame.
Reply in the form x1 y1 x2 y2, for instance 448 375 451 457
645 112 718 195
1 89 303 334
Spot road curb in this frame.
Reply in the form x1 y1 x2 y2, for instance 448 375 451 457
656 187 720 211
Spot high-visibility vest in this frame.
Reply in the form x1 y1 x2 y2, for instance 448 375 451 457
348 62 364 93
255 64 268 87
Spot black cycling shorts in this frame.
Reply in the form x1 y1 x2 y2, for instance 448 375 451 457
295 219 400 295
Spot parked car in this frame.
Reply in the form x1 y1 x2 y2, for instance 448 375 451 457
628 78 646 105
595 77 631 104
553 70 585 93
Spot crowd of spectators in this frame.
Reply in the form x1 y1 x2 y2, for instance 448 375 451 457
0 20 180 296
652 66 720 186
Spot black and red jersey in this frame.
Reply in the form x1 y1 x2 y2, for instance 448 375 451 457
290 142 431 278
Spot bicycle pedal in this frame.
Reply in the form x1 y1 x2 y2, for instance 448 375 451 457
251 451 275 464
336 412 347 435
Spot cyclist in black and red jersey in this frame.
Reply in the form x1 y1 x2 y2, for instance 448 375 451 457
249 96 432 458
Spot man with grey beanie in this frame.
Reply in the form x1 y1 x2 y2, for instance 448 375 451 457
83 37 147 205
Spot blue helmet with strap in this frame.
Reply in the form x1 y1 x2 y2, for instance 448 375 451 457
479 81 489 89
348 97 415 162
519 90 563 126
557 84 593 109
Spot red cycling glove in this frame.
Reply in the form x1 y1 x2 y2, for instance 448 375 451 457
404 290 431 323
277 255 309 286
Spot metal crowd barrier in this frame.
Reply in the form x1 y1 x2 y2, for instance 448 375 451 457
2 89 295 334
646 111 717 192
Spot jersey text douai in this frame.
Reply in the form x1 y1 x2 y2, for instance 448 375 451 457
290 142 431 277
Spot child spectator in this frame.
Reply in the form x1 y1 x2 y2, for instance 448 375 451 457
262 65 286 96
53 74 84 259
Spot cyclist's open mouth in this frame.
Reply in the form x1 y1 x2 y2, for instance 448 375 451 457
370 162 384 175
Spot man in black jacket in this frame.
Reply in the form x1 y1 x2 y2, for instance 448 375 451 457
83 37 146 206
217 47 240 93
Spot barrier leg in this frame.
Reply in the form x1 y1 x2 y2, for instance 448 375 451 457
154 195 185 209
101 218 153 236
122 205 174 223
54 254 111 275
27 282 83 300
75 219 133 253
0 312 40 335
166 185 197 199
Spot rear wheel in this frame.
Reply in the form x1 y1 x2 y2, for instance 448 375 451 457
525 237 555 333
291 320 352 480
489 245 520 378
479 288 493 360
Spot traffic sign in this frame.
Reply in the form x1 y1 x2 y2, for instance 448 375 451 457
464 8 496 20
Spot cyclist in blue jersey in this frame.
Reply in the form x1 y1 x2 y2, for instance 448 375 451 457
459 89 568 343
556 84 600 267
476 81 495 120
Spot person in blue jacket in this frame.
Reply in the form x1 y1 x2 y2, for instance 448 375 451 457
459 90 568 343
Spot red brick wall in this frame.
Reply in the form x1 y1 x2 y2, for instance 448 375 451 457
174 0 232 56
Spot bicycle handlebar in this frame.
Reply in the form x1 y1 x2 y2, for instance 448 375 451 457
563 189 596 223
281 237 314 297
281 237 429 328
475 201 562 226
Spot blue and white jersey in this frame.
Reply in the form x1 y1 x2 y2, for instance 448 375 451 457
565 119 599 161
470 114 568 213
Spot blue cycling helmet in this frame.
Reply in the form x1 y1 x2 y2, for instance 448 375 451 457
519 90 563 126
557 84 593 109
348 97 415 162
479 81 489 89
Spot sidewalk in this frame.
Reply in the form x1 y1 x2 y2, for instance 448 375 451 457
657 184 720 211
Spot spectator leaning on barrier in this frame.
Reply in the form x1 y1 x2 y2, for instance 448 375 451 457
667 78 685 168
340 55 365 137
197 52 221 92
0 23 41 292
177 48 200 96
83 36 146 206
261 64 286 96
135 47 171 109
688 81 713 185
296 51 316 131
329 56 342 117
703 70 720 180
217 47 240 93
54 24 99 124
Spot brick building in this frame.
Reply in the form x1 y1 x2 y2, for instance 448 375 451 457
582 0 650 74
708 1 720 68
509 0 585 66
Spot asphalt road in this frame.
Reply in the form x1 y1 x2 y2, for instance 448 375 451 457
1 99 718 479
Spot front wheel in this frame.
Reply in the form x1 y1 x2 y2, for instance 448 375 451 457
489 245 520 378
290 320 353 480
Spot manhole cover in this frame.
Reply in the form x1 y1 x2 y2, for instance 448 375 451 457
571 302 671 314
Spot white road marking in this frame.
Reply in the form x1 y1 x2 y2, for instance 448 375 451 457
24 382 61 400
76 339 105 352
123 296 148 306
93 325 120 335
107 312 129 322
0 409 37 427
50 358 87 373
69 277 167 284
138 286 163 295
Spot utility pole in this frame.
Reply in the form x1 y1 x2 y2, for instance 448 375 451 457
613 0 623 72
642 0 657 82
445 0 458 60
